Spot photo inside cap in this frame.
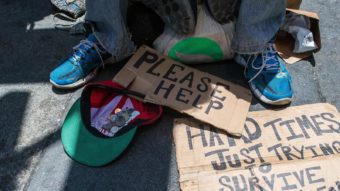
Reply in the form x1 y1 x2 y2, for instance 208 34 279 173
61 81 162 167
81 81 162 138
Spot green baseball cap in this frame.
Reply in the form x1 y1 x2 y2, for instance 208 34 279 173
61 80 163 167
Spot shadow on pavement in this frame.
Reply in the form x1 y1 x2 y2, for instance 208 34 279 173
0 0 79 189
0 92 30 190
0 0 82 85
0 92 61 191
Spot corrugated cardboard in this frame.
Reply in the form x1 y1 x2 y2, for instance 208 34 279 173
173 103 340 191
276 9 321 64
113 46 252 136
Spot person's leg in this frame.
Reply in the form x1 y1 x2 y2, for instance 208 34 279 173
50 0 135 89
232 0 293 106
86 0 135 61
232 0 286 53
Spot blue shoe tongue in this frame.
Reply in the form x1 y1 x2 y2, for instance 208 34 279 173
87 34 98 43
71 34 110 62
263 46 280 72
73 45 89 59
86 34 109 54
73 35 98 59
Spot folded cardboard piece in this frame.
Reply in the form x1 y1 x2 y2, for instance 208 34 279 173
173 103 340 191
113 46 252 136
276 8 321 64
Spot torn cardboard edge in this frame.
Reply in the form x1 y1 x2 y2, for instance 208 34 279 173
276 8 321 64
113 46 252 136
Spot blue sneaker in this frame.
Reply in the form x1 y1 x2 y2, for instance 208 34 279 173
234 43 293 105
50 34 112 89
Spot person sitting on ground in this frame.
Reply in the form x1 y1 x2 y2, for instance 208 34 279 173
50 0 293 106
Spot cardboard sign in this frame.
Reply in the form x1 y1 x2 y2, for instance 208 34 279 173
113 46 252 136
276 9 321 64
173 103 340 191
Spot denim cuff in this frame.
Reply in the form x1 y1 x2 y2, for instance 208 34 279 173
92 28 136 62
231 41 269 54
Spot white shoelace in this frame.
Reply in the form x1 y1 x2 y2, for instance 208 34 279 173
245 43 280 82
71 39 106 75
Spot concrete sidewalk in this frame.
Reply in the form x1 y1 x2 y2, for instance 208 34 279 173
0 0 339 190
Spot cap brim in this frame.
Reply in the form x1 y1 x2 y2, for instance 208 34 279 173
61 99 137 167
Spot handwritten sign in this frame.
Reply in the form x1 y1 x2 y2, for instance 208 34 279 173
173 103 340 191
113 46 252 136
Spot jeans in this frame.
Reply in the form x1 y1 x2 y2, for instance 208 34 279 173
231 0 286 54
86 0 135 62
85 0 286 60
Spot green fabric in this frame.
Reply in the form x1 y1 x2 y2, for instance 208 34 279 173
168 37 224 63
61 99 137 167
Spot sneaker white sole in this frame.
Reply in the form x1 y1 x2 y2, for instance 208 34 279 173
50 70 97 89
50 57 115 89
250 83 292 106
